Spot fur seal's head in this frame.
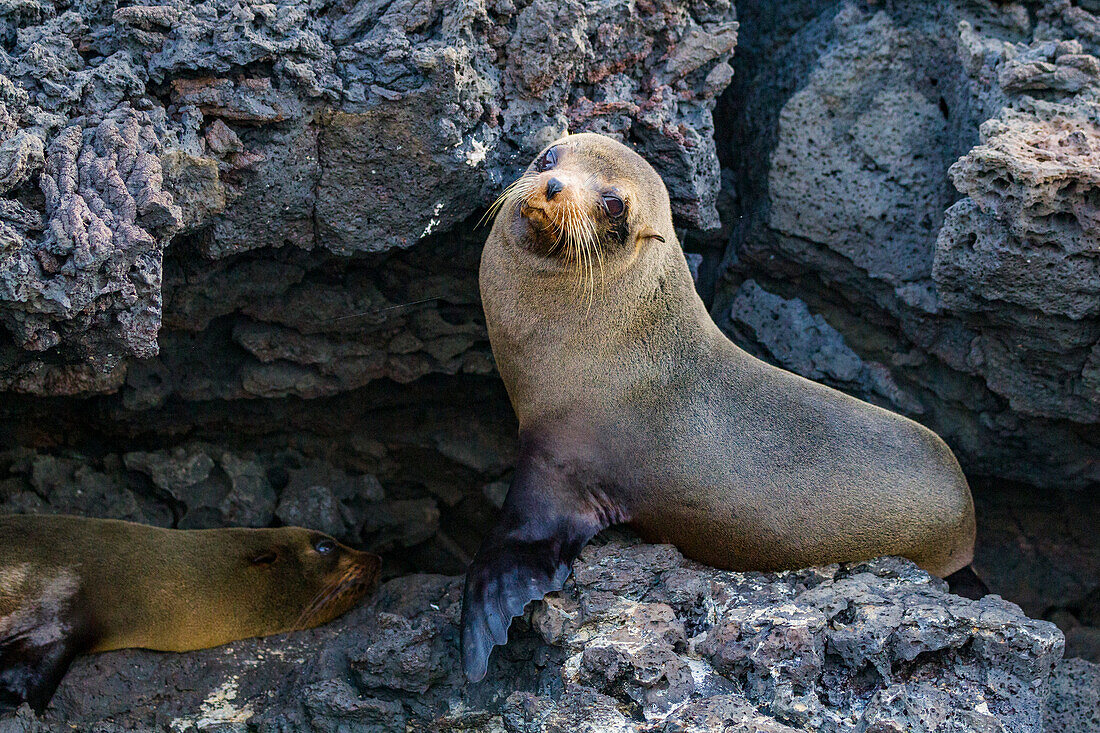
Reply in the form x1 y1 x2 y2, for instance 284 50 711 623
487 133 674 295
235 527 381 633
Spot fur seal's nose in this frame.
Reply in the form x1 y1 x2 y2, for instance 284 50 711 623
545 178 563 200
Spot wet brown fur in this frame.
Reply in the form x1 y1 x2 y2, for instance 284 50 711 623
481 132 976 577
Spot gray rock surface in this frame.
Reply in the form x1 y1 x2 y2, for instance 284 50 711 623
0 541 1067 732
934 103 1100 423
718 0 1100 488
727 279 925 415
0 0 736 391
1045 657 1100 733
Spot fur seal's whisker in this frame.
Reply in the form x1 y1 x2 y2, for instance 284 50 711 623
581 210 595 304
563 200 582 294
567 201 576 269
479 174 537 228
584 210 604 303
294 563 372 629
578 207 592 304
582 202 599 305
568 200 596 310
561 202 577 276
489 175 529 211
295 578 343 628
326 297 441 322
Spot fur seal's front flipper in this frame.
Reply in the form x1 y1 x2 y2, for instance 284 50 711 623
0 624 86 714
461 434 613 682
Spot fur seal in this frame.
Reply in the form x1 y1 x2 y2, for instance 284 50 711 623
0 514 381 712
462 132 976 681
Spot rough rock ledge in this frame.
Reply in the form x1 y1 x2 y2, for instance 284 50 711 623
0 540 1067 732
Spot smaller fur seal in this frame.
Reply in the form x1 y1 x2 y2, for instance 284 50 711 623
461 132 976 681
0 514 381 713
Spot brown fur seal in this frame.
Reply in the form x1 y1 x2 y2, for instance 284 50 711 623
0 514 381 712
462 132 976 680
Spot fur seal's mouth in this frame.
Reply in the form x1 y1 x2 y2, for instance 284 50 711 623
519 201 552 229
294 553 381 629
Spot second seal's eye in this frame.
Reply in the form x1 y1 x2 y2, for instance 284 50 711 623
536 147 557 172
313 538 337 555
603 194 625 218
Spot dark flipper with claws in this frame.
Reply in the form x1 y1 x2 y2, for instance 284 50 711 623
0 626 85 714
461 431 615 682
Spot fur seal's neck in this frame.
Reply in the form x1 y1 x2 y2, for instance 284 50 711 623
481 220 721 429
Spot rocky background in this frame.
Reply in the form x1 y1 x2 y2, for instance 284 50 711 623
0 0 1097 730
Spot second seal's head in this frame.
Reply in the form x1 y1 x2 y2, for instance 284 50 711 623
232 527 383 636
488 133 674 287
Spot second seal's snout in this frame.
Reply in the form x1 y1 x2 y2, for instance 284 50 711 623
545 177 564 200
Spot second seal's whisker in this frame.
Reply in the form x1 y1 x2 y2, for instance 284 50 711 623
294 564 371 629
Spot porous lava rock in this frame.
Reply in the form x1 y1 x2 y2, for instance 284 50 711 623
719 0 1100 488
0 0 737 392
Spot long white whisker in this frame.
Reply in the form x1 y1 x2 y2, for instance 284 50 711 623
478 173 537 228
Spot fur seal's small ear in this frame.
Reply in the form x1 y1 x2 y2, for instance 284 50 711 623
251 551 278 566
638 226 665 243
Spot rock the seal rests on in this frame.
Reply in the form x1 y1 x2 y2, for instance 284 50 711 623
463 132 977 681
0 514 381 713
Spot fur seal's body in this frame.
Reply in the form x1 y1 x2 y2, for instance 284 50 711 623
462 132 976 680
0 514 380 712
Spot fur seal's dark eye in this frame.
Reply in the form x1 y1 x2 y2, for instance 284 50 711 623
314 538 337 555
536 147 557 172
603 194 625 218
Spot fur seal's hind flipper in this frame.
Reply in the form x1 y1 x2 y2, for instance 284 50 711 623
0 627 83 714
461 436 612 682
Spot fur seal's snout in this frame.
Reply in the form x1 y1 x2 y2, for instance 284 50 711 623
295 545 382 630
464 131 976 682
516 168 594 245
